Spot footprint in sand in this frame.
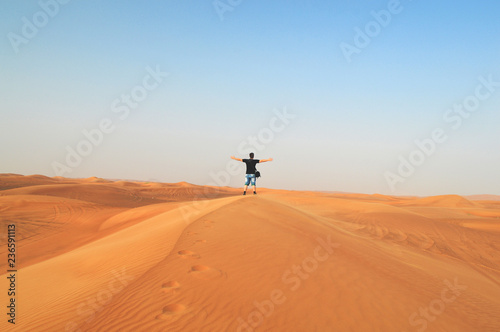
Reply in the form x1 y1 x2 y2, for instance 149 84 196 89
194 239 207 245
155 304 187 320
189 265 223 280
203 220 215 228
160 281 181 294
187 231 198 236
177 250 200 259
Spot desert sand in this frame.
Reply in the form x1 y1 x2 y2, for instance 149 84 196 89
1 173 500 332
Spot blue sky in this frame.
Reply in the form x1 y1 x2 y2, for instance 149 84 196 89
1 0 499 196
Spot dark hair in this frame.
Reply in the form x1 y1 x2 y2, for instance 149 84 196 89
249 152 254 159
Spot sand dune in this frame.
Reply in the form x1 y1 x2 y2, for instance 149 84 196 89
468 194 500 201
1 175 499 331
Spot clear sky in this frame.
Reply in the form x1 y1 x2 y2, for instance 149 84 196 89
1 0 499 196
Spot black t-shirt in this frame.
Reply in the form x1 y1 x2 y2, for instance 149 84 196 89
242 159 260 174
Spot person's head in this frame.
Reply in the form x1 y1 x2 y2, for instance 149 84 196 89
249 152 254 159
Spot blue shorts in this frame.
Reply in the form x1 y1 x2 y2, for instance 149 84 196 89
245 174 256 186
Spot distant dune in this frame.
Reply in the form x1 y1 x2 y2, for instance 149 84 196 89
467 194 500 201
1 174 499 331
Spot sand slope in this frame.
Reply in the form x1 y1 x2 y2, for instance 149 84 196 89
1 175 500 331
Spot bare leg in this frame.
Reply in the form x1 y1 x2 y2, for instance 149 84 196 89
252 185 256 194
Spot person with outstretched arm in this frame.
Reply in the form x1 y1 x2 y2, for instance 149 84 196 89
231 153 273 195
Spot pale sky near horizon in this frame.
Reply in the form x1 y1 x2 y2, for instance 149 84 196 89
1 0 499 196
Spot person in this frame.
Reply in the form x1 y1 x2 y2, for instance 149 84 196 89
231 153 273 195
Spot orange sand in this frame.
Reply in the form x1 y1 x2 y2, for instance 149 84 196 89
1 174 499 331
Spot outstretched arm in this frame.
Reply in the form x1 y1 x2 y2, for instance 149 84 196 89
259 158 273 163
231 156 243 162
